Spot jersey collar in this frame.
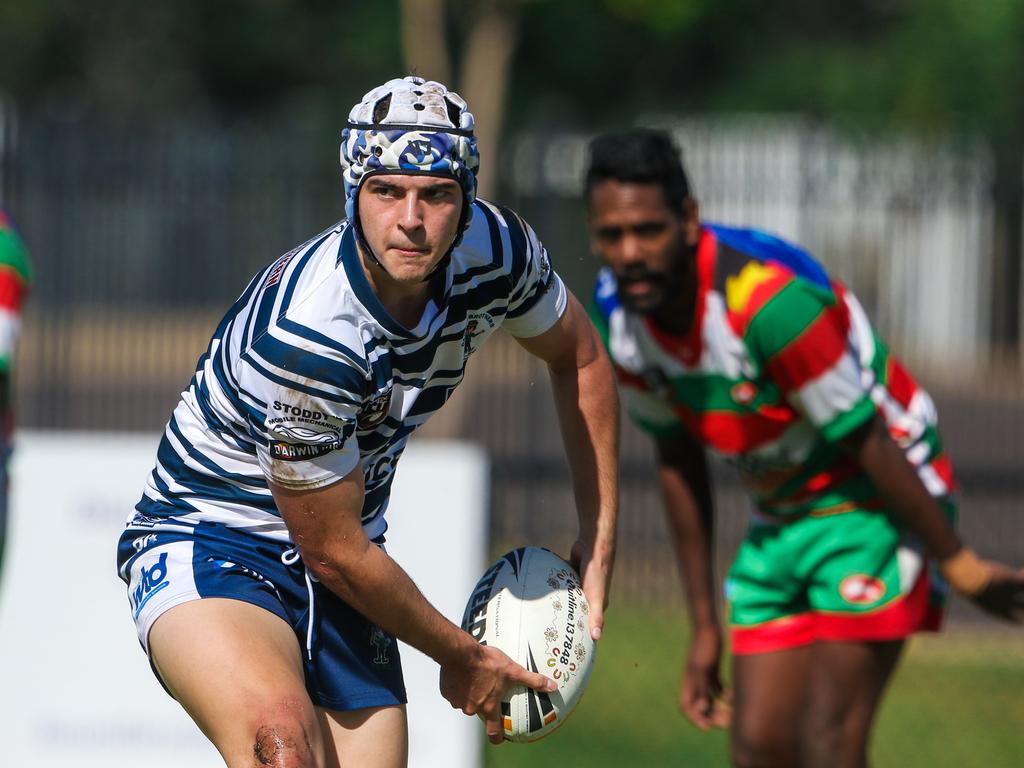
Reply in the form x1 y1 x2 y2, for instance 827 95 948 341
642 225 716 367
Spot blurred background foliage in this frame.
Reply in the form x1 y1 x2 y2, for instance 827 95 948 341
3 0 1024 134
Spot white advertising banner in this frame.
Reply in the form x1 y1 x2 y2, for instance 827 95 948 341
0 431 486 768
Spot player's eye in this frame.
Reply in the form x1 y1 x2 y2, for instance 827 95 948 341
594 227 623 244
633 222 668 238
423 186 457 202
369 183 400 199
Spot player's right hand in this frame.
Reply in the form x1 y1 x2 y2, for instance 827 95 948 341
972 560 1024 623
679 625 731 731
439 643 557 745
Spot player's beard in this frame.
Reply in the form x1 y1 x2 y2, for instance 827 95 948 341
615 245 694 317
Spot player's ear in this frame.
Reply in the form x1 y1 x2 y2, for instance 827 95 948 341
681 197 700 247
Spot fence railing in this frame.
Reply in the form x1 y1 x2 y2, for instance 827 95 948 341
2 110 1021 616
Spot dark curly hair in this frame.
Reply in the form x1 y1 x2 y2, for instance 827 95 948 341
584 129 692 211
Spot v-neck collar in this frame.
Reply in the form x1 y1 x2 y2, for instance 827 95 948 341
338 226 452 342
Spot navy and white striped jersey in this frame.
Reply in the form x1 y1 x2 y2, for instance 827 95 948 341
130 200 567 542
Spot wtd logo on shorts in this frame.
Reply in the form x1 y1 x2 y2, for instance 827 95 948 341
133 551 170 619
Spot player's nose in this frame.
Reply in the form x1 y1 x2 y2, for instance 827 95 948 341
399 194 425 229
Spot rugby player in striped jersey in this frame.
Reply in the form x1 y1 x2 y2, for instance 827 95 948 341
117 78 619 767
585 129 1023 768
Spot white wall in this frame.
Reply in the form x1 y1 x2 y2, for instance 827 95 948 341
0 432 487 768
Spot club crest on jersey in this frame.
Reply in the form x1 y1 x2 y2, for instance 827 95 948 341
731 381 758 405
463 312 496 360
358 387 392 430
538 248 554 293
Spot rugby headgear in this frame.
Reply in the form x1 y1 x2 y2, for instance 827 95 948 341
340 76 480 275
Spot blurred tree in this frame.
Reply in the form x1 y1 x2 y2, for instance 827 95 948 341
400 0 523 199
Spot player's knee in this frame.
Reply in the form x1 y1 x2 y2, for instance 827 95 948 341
248 701 320 768
731 722 799 768
800 714 865 768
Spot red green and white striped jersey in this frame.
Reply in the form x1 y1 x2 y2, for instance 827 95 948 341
0 210 32 372
591 224 955 519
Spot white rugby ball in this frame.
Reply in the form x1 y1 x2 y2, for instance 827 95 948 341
461 546 595 742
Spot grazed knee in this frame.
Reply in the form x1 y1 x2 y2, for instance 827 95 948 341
252 718 316 768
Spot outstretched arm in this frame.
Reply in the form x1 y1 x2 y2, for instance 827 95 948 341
271 471 556 744
842 414 1024 622
515 293 619 641
656 430 730 730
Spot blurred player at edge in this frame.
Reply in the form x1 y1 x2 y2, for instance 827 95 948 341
0 210 31 586
585 129 1023 768
115 77 618 767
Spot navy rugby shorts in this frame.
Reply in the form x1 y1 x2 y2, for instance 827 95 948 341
116 519 406 711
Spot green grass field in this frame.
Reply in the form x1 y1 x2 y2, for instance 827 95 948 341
485 608 1024 768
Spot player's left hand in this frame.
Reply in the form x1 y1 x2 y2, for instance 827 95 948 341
570 537 613 641
972 560 1024 623
679 624 731 731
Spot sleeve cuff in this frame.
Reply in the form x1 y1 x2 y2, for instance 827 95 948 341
818 395 876 443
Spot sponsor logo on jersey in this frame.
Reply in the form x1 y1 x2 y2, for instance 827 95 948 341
133 551 170 619
267 401 348 460
358 387 392 430
264 245 302 288
269 439 341 461
365 452 400 485
838 574 887 604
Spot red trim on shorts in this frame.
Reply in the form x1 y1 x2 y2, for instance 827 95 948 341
731 568 933 655
730 612 818 655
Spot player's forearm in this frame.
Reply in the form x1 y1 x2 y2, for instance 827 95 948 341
274 476 477 666
547 333 619 565
310 537 477 666
844 415 962 561
658 464 719 629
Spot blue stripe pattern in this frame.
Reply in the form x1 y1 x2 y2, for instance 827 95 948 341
136 204 565 538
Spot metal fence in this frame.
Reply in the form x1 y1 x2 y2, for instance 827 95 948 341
2 109 1022 619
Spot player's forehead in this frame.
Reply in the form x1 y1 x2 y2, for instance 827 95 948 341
363 173 460 192
587 179 676 223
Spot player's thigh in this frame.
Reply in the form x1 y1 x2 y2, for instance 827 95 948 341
801 639 904 766
149 597 325 767
731 645 812 766
733 647 811 765
318 704 409 768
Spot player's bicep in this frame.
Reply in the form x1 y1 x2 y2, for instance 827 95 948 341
747 283 874 442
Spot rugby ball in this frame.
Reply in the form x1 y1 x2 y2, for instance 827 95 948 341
461 546 595 742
